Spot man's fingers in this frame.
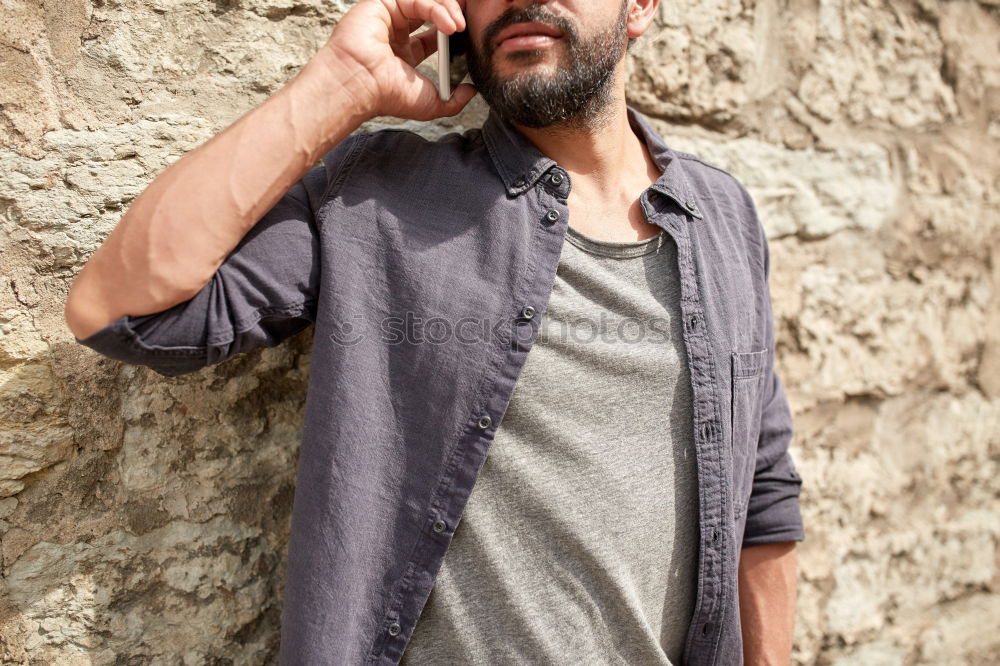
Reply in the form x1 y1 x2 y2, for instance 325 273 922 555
394 0 460 34
355 0 472 122
440 82 477 115
376 0 420 44
424 81 478 119
406 27 439 64
391 25 436 64
401 72 476 121
442 0 466 32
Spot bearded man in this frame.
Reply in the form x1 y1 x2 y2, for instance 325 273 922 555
66 1 806 664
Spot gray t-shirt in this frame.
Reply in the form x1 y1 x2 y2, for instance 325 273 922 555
400 224 700 665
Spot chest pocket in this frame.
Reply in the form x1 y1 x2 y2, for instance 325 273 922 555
731 349 768 519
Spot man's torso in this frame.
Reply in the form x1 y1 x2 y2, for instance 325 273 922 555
400 224 699 665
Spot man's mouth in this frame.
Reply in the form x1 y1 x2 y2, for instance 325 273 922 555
494 21 564 52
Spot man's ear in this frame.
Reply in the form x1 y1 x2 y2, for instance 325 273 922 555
626 0 659 41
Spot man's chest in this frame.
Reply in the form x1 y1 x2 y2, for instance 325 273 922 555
565 198 663 243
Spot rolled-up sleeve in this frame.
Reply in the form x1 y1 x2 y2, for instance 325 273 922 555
73 133 368 377
742 368 805 547
741 203 805 548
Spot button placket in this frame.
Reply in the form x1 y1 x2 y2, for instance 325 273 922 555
369 161 584 666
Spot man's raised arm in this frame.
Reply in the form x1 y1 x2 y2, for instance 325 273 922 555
65 0 476 341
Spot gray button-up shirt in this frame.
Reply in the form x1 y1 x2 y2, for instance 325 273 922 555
75 105 805 665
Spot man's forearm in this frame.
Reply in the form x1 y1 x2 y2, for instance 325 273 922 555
64 48 375 340
738 541 797 665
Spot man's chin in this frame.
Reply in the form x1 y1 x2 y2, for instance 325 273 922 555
488 62 563 90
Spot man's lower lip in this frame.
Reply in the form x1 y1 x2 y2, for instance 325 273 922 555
497 35 561 51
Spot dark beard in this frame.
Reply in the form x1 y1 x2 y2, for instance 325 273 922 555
467 1 629 131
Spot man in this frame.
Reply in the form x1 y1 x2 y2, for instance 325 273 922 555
65 0 805 663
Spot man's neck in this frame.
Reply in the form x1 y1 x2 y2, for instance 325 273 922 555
507 77 660 204
514 103 664 243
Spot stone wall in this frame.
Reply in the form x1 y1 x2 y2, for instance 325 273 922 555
1 0 998 663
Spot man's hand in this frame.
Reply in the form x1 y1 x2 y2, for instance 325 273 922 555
738 541 797 665
319 0 477 121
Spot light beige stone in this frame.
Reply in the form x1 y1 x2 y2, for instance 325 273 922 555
2 0 999 663
652 128 897 240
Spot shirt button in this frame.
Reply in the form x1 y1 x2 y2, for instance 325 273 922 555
521 305 536 320
544 209 560 223
513 177 526 188
550 172 563 185
388 622 401 636
685 200 698 213
477 415 492 429
433 519 447 533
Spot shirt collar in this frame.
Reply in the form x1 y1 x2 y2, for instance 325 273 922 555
481 104 703 219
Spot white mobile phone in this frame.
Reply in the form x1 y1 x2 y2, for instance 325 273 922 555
437 30 451 101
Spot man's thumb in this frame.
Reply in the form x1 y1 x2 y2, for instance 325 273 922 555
440 82 478 116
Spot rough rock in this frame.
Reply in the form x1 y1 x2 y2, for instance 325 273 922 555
1 0 998 663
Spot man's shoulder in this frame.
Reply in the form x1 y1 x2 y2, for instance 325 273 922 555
340 123 487 163
669 147 755 206
314 123 491 202
664 143 765 243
